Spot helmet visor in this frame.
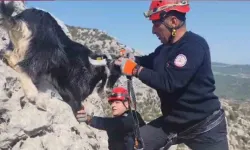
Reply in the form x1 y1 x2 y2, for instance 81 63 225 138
108 93 129 101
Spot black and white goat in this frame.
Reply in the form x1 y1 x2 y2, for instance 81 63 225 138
0 1 122 112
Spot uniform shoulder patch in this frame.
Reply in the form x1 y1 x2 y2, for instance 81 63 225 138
174 54 187 67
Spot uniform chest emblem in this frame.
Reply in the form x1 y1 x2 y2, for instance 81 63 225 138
174 54 187 67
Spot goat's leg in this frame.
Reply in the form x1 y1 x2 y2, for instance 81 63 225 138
97 72 108 99
3 50 38 102
3 50 39 104
14 65 47 111
14 65 38 104
68 100 82 115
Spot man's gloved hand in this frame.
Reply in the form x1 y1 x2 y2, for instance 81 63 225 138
76 108 92 124
119 49 135 61
114 57 138 76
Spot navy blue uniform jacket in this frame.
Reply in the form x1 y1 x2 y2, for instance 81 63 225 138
88 110 145 150
135 31 221 132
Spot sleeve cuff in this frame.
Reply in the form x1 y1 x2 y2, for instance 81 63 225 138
88 116 97 127
137 67 151 81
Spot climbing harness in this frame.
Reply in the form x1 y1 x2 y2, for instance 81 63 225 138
126 76 144 150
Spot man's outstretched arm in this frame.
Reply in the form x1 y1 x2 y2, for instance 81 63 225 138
88 115 137 132
115 42 206 93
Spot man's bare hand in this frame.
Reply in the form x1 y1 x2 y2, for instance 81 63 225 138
76 107 89 123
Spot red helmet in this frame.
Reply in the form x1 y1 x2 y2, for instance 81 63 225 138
144 0 190 21
108 87 130 102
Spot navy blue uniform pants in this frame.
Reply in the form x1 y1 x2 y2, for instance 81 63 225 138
138 109 229 150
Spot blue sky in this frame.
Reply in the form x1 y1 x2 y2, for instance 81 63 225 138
26 1 250 65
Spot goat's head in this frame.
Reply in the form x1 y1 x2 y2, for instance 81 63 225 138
88 52 122 91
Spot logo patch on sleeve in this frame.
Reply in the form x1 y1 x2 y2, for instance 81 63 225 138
174 54 187 67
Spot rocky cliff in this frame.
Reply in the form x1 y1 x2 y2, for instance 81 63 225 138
0 63 108 150
0 2 249 150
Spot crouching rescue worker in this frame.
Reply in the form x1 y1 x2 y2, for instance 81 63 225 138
76 87 146 150
114 0 229 150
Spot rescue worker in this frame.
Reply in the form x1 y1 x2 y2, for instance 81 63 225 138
76 87 146 150
114 0 229 149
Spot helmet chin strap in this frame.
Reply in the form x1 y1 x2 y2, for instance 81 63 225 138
121 99 130 110
162 21 185 44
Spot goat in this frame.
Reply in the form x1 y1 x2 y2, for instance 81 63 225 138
0 1 122 113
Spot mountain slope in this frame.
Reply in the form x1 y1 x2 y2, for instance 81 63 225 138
212 63 250 101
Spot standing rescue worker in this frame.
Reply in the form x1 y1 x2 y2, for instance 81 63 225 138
114 0 229 149
76 87 145 150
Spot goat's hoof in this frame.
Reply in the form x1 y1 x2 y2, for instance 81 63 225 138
23 85 38 103
36 102 47 111
25 90 38 105
26 94 37 104
3 53 10 65
26 94 47 111
35 93 48 111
